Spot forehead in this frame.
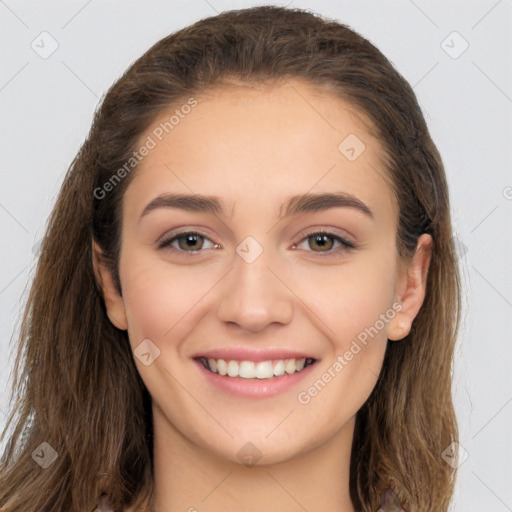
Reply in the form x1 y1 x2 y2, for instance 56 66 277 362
124 79 396 223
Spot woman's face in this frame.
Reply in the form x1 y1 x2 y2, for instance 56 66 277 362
97 79 430 465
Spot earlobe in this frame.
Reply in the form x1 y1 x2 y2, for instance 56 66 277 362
387 319 410 341
388 234 432 341
92 241 128 331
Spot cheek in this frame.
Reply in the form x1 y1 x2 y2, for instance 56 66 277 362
296 254 396 414
307 254 397 348
119 253 220 349
120 240 398 349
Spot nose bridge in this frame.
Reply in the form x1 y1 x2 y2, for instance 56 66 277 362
216 239 294 332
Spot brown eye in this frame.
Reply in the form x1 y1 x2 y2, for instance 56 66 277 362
158 231 218 253
308 234 335 252
177 234 204 251
294 231 356 255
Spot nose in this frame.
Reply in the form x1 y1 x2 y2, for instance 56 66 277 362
216 249 294 333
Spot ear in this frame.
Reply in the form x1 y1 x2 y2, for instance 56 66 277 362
92 241 128 331
387 233 432 341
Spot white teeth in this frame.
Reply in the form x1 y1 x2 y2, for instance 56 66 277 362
284 359 296 375
217 359 227 376
227 360 239 377
273 360 285 376
239 361 256 378
255 361 274 379
202 357 313 379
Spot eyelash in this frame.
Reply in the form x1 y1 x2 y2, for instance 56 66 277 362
157 229 356 256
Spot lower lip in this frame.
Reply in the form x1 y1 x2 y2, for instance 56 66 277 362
194 359 316 398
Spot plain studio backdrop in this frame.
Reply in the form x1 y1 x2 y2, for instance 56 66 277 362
0 1 511 510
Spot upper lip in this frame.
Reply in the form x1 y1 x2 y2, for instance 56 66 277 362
193 347 317 362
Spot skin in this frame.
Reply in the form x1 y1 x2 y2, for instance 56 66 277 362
93 78 431 511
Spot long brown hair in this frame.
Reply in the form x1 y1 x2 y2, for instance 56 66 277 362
0 6 461 511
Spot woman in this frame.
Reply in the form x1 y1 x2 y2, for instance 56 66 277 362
0 5 461 511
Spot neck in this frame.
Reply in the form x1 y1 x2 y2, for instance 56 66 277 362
148 404 356 512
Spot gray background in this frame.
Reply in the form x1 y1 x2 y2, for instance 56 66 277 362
1 1 511 510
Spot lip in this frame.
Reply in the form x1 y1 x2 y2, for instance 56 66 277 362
193 357 317 398
192 347 316 362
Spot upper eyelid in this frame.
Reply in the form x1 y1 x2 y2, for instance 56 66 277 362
158 229 354 251
294 231 355 251
157 227 214 243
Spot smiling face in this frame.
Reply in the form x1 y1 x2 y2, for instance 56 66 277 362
94 78 431 468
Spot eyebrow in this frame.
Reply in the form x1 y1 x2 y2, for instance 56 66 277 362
139 191 374 222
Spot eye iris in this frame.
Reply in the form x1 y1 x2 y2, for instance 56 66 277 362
178 234 203 251
309 234 333 251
